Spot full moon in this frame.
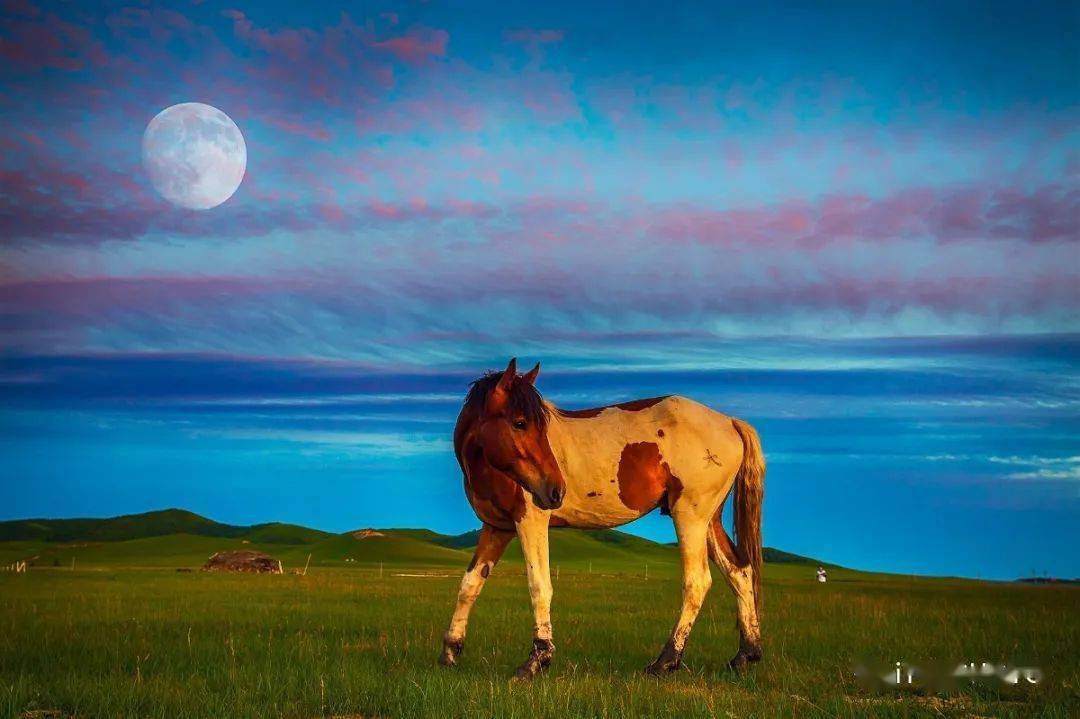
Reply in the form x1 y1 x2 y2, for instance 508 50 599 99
142 103 246 210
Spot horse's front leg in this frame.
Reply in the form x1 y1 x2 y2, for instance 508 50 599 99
439 523 514 667
513 511 554 680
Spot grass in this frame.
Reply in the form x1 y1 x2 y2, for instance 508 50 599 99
0 560 1076 718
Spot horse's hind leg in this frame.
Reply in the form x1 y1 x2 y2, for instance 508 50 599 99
645 509 712 675
707 513 762 670
438 523 514 667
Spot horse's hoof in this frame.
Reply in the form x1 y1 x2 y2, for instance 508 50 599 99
438 638 463 667
512 656 551 680
727 650 762 673
512 661 546 681
512 665 535 681
645 639 683 676
644 659 682 676
511 639 553 680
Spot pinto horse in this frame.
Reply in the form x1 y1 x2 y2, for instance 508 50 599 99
438 358 765 678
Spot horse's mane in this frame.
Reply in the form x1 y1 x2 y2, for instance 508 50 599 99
463 371 550 427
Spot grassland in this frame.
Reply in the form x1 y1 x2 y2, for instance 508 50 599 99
0 535 1076 718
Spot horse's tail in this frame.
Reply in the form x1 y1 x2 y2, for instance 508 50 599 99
731 417 765 611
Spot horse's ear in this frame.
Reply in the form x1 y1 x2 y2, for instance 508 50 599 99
496 357 518 392
522 361 540 385
488 358 517 411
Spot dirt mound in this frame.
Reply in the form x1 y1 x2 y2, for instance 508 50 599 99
203 550 282 574
352 529 385 539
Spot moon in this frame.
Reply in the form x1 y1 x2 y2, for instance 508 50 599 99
142 103 246 210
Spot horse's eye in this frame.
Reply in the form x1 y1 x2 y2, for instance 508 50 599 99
512 419 527 430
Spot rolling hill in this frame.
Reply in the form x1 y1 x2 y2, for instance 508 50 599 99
0 509 822 572
0 508 331 544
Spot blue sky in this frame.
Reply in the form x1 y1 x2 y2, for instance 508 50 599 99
0 1 1077 579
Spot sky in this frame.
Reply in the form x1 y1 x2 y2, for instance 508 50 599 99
1 0 1077 580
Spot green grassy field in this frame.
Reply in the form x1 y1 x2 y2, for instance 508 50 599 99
0 512 1076 718
1 563 1077 718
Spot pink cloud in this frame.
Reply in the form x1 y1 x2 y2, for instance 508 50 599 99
0 10 109 71
370 28 448 63
258 114 332 141
647 184 1077 249
365 197 498 221
6 264 1073 342
222 10 315 61
106 6 195 42
218 9 449 113
355 92 487 135
2 0 39 18
505 29 565 45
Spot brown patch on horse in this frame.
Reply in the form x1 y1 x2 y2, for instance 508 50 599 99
709 512 743 566
657 428 665 437
555 406 605 419
557 396 670 420
616 442 682 513
658 474 684 516
586 491 600 497
615 396 669 412
463 523 514 589
510 485 527 522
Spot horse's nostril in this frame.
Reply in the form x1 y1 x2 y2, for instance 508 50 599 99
550 486 564 506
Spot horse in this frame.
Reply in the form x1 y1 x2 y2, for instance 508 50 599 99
437 358 765 678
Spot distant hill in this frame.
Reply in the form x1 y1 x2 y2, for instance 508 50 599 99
0 509 824 572
662 541 819 565
763 547 819 564
432 528 818 564
282 529 470 568
0 509 332 545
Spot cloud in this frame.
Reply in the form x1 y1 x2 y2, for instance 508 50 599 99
988 456 1080 483
505 29 565 45
219 8 448 104
647 183 1079 248
370 28 449 63
2 340 1074 447
210 428 450 456
0 7 109 71
222 9 315 61
256 114 332 141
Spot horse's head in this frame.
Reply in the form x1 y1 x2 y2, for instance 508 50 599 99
458 358 566 511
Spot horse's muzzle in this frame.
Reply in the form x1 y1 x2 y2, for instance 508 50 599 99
533 482 564 510
547 484 565 509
